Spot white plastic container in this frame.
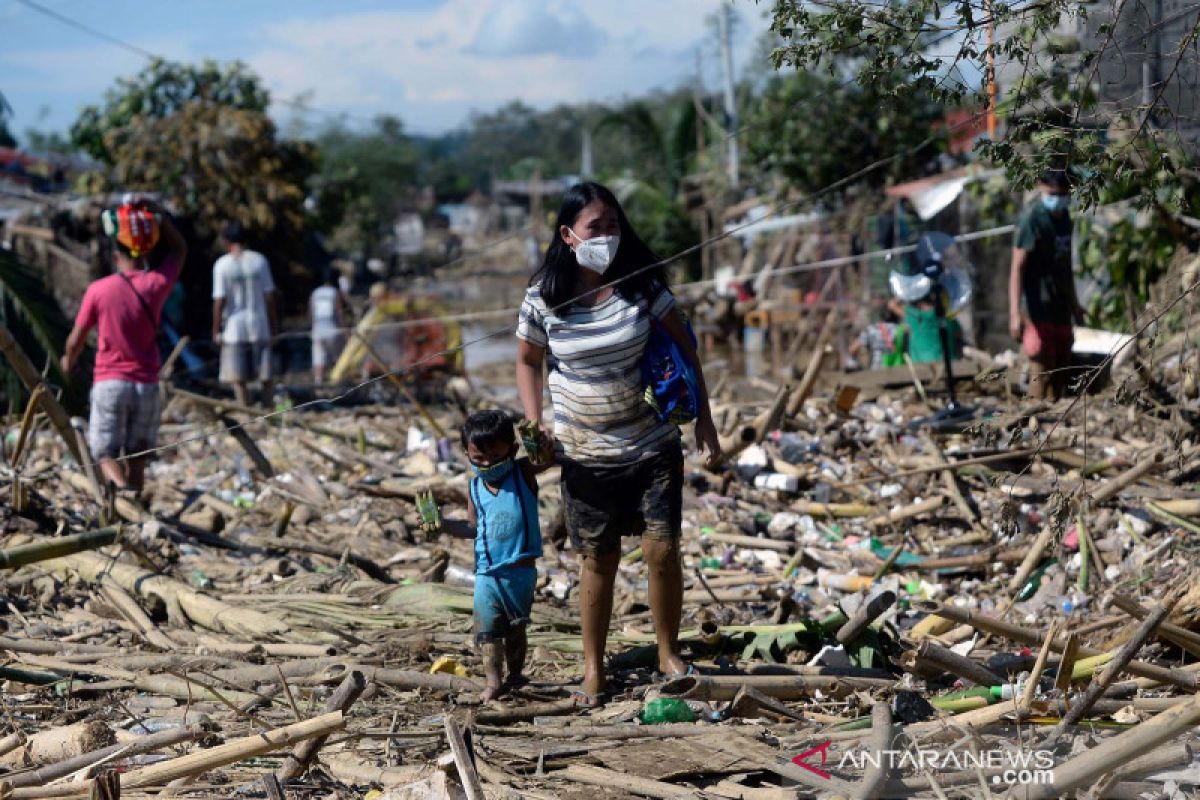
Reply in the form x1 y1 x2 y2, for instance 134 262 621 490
753 472 799 492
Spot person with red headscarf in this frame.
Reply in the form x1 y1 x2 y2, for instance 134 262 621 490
61 197 187 491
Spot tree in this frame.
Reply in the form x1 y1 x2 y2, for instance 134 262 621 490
766 0 1200 327
70 59 312 237
70 59 316 332
765 0 1199 204
0 91 16 149
745 68 945 198
311 115 420 256
22 128 73 155
596 95 700 198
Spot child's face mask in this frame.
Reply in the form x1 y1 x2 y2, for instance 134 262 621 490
472 458 514 483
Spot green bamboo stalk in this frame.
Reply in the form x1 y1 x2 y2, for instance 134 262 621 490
0 527 120 570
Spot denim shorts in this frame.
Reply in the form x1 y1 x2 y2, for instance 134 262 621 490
474 564 536 644
560 442 684 556
87 380 161 459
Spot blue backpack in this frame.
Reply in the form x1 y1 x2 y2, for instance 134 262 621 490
642 314 701 426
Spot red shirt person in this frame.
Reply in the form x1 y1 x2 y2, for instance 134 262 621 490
61 199 187 491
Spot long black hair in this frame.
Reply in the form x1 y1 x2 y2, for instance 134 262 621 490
530 181 666 311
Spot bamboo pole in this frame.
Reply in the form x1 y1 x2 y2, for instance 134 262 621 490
1151 498 1200 516
840 445 1067 486
43 550 288 638
836 589 896 645
242 535 393 584
3 725 201 789
854 702 893 800
921 433 982 528
554 764 692 799
1008 525 1057 593
700 530 793 552
902 640 1005 687
1021 620 1060 710
351 331 448 439
170 387 391 449
99 578 177 651
115 712 344 790
1090 447 1164 504
0 733 25 760
1111 593 1200 658
661 674 893 701
1026 695 1200 799
1046 595 1175 743
0 321 83 464
216 413 275 479
315 663 482 693
791 500 875 517
718 383 791 458
787 308 839 417
866 494 949 528
0 529 121 571
276 670 365 781
443 717 485 800
915 600 1199 690
10 383 45 471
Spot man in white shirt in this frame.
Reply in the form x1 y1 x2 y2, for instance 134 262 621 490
212 222 279 406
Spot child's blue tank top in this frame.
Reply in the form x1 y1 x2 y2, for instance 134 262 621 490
470 466 542 575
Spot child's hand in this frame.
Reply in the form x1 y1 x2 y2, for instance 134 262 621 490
415 491 442 536
518 419 554 466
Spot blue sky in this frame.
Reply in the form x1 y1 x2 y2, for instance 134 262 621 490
1 0 771 140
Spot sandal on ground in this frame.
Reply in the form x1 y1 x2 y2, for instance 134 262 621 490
569 687 606 708
652 663 696 682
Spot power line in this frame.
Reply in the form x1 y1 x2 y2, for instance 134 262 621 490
9 0 449 136
13 0 157 60
114 111 988 465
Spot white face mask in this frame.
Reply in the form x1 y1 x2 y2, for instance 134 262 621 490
568 228 620 274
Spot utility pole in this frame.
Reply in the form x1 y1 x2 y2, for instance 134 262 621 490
694 48 712 281
580 128 594 179
986 0 997 139
718 1 739 189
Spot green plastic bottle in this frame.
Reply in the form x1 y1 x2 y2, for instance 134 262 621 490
1016 559 1058 602
640 697 698 724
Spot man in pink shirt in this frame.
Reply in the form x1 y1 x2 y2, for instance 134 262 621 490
61 199 187 491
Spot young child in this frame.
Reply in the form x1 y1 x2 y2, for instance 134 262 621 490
418 410 544 702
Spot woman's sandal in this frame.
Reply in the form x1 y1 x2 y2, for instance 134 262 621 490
569 686 607 708
652 663 696 682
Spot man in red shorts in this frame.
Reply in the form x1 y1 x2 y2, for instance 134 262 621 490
1009 169 1086 399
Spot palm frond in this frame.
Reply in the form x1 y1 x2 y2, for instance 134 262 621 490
0 247 78 412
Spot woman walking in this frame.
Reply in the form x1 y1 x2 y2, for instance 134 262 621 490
516 181 721 704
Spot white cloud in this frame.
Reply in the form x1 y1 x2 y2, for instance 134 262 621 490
246 0 769 132
469 0 606 58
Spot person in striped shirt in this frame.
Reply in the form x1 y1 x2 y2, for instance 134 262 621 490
516 181 721 705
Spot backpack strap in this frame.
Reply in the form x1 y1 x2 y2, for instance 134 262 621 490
117 272 160 328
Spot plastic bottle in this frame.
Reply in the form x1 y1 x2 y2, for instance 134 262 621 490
988 681 1026 701
770 431 815 464
753 473 799 492
640 697 698 724
1016 559 1057 602
234 454 251 488
444 564 476 587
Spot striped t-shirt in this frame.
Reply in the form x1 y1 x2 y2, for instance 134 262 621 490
517 284 681 465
